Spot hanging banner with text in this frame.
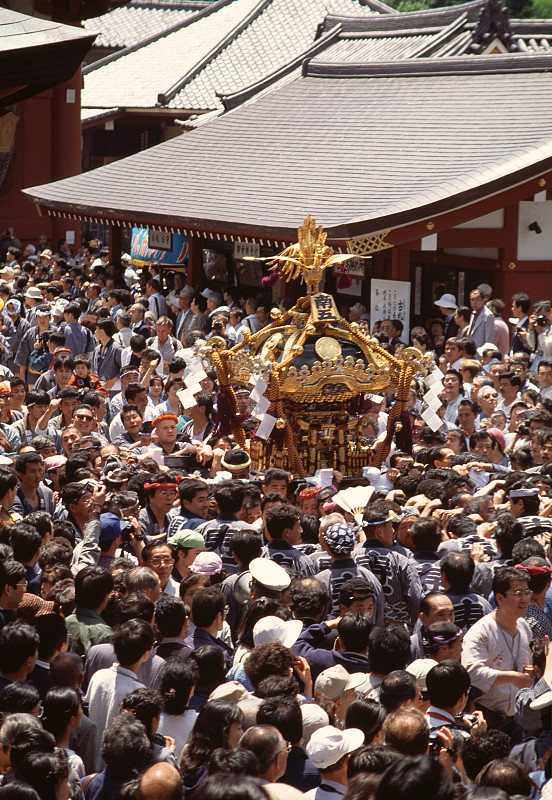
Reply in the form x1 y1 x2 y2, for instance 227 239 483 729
370 279 411 336
130 227 188 267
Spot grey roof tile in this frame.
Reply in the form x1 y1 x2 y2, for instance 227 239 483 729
25 55 552 239
167 0 378 111
81 0 262 111
83 1 208 50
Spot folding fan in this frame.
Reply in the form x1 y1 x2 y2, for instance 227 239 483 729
332 485 375 526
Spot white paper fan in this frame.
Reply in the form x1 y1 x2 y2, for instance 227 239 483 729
332 486 375 525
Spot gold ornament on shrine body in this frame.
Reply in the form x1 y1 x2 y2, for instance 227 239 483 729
196 216 435 477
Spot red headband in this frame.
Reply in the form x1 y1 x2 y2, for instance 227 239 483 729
144 477 183 490
515 563 552 576
152 414 179 427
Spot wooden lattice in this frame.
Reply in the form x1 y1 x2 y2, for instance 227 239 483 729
347 231 393 256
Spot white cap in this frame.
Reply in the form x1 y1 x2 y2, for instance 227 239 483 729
253 616 303 648
406 658 437 693
477 342 498 357
249 557 291 591
434 293 457 310
121 253 132 263
306 725 364 770
314 664 368 700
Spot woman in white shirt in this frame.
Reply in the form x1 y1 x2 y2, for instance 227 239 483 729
157 657 199 762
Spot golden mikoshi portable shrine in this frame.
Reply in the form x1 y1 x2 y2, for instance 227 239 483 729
198 216 434 478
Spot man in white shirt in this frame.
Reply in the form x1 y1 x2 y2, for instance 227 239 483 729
86 618 154 769
146 279 168 319
461 566 533 738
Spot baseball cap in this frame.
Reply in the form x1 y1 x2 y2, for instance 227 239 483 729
99 512 124 542
190 552 223 576
406 658 437 693
39 249 53 259
306 725 364 770
434 293 457 310
323 523 356 554
252 616 303 649
168 530 205 549
314 665 368 700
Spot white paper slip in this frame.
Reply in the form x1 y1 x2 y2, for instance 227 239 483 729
425 369 445 388
421 407 443 432
369 395 384 405
249 377 268 397
427 395 442 412
177 388 197 408
253 395 271 416
256 414 277 440
251 384 268 403
185 369 207 387
423 387 442 403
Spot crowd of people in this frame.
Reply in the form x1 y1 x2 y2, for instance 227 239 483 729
0 233 552 800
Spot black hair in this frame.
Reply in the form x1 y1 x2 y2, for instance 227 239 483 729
374 755 455 800
0 682 40 715
426 660 471 709
14 751 69 800
492 566 529 597
264 469 289 487
230 530 263 569
34 613 68 661
41 686 81 738
190 645 227 696
207 749 260 779
74 566 113 610
160 657 199 715
379 670 417 713
410 518 442 552
286 577 328 619
337 612 373 652
101 711 153 771
0 559 25 594
113 619 155 666
213 481 246 514
462 731 512 781
0 622 39 675
181 700 245 773
265 505 301 540
0 466 18 500
368 625 411 674
440 552 475 592
348 744 400 779
191 587 226 629
256 696 302 746
8 523 42 564
14 452 42 475
191 775 267 800
121 687 163 736
344 699 387 745
25 511 54 540
154 595 188 638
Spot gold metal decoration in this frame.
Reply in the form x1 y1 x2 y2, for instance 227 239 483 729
197 216 435 477
315 337 342 361
347 231 392 257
